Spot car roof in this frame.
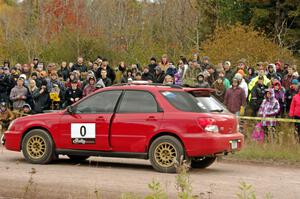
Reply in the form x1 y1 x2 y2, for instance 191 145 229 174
97 83 215 94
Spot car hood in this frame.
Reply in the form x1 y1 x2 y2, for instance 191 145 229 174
16 111 65 122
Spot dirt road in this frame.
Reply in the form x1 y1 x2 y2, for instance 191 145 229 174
0 146 299 199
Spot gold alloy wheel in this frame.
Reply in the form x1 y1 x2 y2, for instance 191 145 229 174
26 135 46 159
154 142 177 168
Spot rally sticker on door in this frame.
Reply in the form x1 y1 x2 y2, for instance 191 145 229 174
71 123 96 144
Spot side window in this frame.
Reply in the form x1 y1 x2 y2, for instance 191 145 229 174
161 91 206 113
118 90 159 113
75 90 122 114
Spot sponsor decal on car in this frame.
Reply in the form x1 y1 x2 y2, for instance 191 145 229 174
71 123 95 144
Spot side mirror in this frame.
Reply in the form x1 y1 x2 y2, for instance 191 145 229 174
67 106 74 114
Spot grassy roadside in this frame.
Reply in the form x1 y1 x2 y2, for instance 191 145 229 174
226 142 300 166
224 120 300 166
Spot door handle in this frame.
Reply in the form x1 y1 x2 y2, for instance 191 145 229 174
96 116 106 122
146 116 157 121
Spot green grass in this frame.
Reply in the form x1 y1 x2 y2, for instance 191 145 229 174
230 120 300 165
232 142 300 163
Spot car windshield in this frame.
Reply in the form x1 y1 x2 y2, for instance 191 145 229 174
161 91 208 113
196 96 229 113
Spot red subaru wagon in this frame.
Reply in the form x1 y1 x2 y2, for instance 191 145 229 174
2 83 243 173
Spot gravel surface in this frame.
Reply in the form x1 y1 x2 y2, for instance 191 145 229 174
0 147 299 199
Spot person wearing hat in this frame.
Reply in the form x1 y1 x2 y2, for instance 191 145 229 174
48 71 65 94
81 70 96 89
165 61 177 77
142 65 154 82
249 75 268 116
3 66 10 75
0 66 10 104
183 60 201 87
273 80 286 117
0 101 14 134
237 58 247 72
266 64 281 81
195 73 209 88
65 71 81 89
258 88 280 141
200 56 210 70
83 76 97 97
248 68 270 98
19 103 33 116
286 79 299 113
235 72 248 98
224 77 246 115
148 57 158 76
65 79 83 107
223 61 235 82
9 77 28 111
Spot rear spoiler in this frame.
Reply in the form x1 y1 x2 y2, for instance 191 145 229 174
183 87 216 97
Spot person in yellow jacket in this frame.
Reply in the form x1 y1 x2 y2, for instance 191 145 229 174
248 70 270 101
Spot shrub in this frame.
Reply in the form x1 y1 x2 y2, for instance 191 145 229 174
201 24 297 66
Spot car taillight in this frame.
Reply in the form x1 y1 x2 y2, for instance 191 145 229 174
198 118 219 133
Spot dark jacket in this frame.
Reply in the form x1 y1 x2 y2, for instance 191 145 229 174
207 71 219 86
100 77 112 87
71 63 87 73
142 72 154 82
224 68 236 82
250 83 267 111
65 88 83 106
31 88 50 113
0 74 9 102
154 71 166 83
96 66 116 83
58 67 70 81
148 63 157 75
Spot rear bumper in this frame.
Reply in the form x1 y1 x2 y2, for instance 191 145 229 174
2 130 22 151
183 132 244 157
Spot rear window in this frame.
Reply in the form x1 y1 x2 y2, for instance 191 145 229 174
196 96 229 113
161 91 207 113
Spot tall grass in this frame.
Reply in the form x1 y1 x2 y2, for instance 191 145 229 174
232 120 300 163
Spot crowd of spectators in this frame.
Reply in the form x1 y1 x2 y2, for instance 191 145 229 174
0 54 300 141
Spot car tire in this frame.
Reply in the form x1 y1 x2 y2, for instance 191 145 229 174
21 129 55 164
149 136 184 173
67 155 90 162
191 157 216 169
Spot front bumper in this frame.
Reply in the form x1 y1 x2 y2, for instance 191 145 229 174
2 130 22 151
183 132 244 157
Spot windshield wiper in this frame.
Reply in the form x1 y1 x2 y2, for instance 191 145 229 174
210 109 223 112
